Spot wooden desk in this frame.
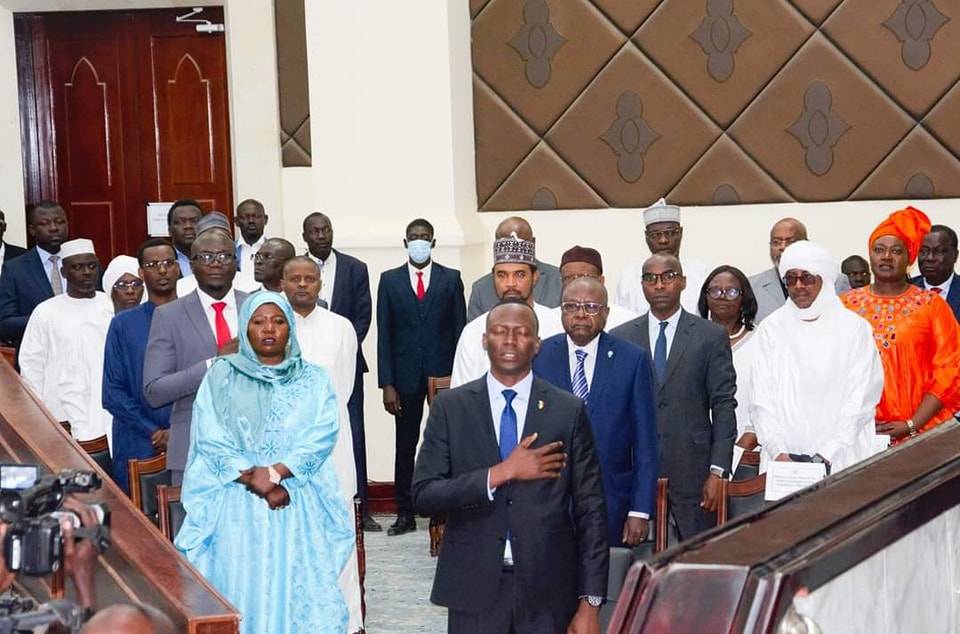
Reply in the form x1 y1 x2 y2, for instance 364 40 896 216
0 355 239 633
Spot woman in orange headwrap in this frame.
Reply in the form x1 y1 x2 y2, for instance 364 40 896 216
842 206 960 444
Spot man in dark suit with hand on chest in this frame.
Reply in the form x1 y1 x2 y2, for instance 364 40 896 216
413 299 608 634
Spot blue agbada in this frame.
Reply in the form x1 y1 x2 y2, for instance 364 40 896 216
175 292 353 634
102 302 172 494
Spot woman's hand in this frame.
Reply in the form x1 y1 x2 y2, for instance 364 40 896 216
246 466 277 497
266 486 290 510
876 421 910 440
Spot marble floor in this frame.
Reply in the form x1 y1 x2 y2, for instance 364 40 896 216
363 516 447 633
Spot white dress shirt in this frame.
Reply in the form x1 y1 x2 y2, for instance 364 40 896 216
36 246 66 292
312 250 338 306
485 370 534 563
408 261 432 295
234 235 266 293
924 272 955 297
566 334 600 392
646 307 683 358
196 288 239 341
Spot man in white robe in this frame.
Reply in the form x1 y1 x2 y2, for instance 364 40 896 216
281 255 364 634
60 255 143 443
616 198 709 315
19 239 112 428
749 241 884 474
450 232 562 387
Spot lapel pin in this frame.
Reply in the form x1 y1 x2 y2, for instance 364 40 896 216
607 350 613 358
538 400 545 410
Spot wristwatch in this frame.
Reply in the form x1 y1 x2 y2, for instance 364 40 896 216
906 418 918 437
583 595 603 608
267 465 282 486
709 466 726 479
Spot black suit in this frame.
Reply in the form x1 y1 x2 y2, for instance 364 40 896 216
610 310 737 541
2 242 27 263
0 247 54 347
412 376 608 630
326 249 374 508
377 261 466 519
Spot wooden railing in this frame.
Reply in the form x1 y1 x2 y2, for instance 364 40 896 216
609 421 960 633
0 354 240 633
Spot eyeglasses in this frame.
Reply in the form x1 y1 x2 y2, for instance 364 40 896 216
141 259 177 270
641 270 681 286
769 237 800 248
113 279 144 290
705 286 741 300
560 301 606 315
783 272 818 287
645 227 681 241
253 252 278 263
193 252 236 265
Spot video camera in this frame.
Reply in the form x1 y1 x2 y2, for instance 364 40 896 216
0 465 110 576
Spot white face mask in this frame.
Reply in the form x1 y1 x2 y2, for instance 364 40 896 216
407 239 432 264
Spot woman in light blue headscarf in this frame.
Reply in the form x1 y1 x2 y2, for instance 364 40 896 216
175 292 353 634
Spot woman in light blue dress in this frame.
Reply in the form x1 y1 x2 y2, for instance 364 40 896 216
175 292 353 634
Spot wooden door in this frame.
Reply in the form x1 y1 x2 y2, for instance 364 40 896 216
16 9 233 261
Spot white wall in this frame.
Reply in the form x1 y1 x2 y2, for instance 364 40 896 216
0 6 26 244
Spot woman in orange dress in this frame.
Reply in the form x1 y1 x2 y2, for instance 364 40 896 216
842 206 960 444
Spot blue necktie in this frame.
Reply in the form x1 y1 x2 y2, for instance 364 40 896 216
499 389 518 461
572 349 589 402
654 321 668 383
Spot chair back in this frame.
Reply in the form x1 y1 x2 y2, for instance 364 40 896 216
601 547 636 632
0 347 15 369
156 484 185 541
717 473 768 525
732 450 761 481
426 376 451 407
128 454 170 522
78 435 113 478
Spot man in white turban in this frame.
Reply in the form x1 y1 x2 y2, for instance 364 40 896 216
748 240 884 474
60 254 144 442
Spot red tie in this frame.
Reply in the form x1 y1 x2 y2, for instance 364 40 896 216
416 271 425 301
931 287 943 295
212 301 231 348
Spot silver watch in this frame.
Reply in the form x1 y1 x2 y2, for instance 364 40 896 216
584 595 603 608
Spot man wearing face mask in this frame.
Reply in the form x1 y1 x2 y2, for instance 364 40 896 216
376 218 466 536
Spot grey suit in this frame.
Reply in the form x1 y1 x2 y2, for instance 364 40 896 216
610 310 737 540
750 266 851 323
466 259 562 321
143 290 249 479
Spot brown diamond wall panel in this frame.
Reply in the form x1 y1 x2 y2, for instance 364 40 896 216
471 0 960 210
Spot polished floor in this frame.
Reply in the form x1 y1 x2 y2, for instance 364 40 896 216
363 516 446 633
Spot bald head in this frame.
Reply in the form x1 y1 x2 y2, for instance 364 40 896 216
82 603 175 634
645 253 683 275
769 218 808 267
495 217 534 242
563 275 608 305
190 228 233 256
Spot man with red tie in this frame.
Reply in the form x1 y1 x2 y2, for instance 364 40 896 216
143 228 250 484
376 218 466 536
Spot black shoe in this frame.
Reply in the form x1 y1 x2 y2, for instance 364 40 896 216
387 516 417 536
362 513 383 532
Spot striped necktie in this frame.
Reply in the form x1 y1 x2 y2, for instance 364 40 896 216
572 349 589 402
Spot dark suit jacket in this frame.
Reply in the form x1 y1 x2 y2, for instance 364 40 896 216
376 262 466 394
142 290 249 472
467 259 563 321
610 310 737 498
0 248 53 345
2 242 27 262
328 249 372 373
532 332 659 544
412 376 608 615
912 274 960 322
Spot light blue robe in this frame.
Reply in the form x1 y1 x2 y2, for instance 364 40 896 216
175 292 353 634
